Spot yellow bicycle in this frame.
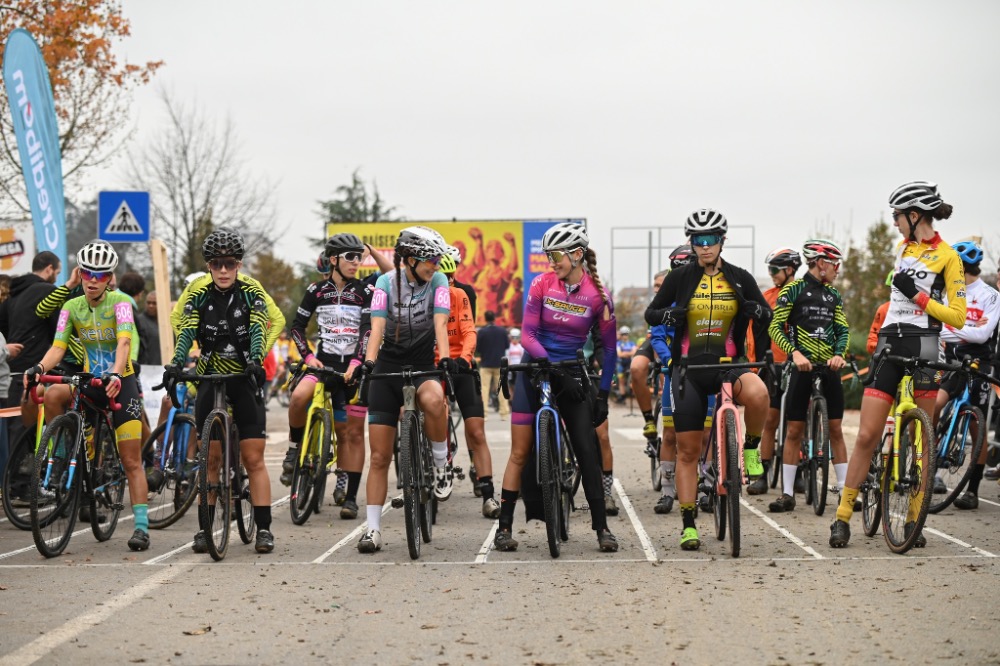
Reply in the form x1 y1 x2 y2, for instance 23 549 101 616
289 365 341 525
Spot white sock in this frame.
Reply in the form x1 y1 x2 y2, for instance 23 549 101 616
783 464 798 497
431 440 448 467
366 505 381 532
660 461 676 496
834 463 848 490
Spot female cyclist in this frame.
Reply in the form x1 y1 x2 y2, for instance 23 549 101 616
357 226 453 553
644 209 773 550
830 181 965 548
493 222 620 553
26 241 151 551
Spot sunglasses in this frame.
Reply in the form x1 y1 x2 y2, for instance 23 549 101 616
414 255 441 266
209 258 240 271
80 269 112 283
546 248 579 264
338 251 363 262
767 265 785 276
690 233 723 247
892 210 906 220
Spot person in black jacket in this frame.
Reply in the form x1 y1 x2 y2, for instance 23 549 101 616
644 209 772 551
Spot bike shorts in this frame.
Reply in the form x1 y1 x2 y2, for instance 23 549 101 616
785 366 845 422
367 360 438 427
81 374 143 443
511 356 591 427
292 359 365 423
452 372 484 419
940 364 994 413
661 374 714 429
865 333 941 404
617 358 632 375
670 359 753 434
633 339 656 362
759 365 783 410
195 376 266 440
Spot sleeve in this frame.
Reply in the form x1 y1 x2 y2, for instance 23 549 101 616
290 283 318 359
36 285 73 318
831 288 850 356
53 308 72 350
353 284 373 366
456 292 477 363
248 290 270 363
650 324 671 361
644 268 680 326
0 331 8 364
768 283 797 357
431 272 450 315
867 302 887 354
520 275 547 359
259 285 285 354
171 288 193 335
171 298 201 366
597 291 618 393
371 274 391 319
914 254 966 329
737 268 773 361
955 287 1000 345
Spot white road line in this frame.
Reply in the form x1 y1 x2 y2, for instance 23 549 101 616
311 498 394 563
920 525 997 557
740 497 825 559
613 479 657 562
0 512 137 561
0 565 185 666
474 521 499 563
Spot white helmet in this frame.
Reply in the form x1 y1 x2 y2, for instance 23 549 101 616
396 226 447 258
446 244 462 264
684 208 728 236
510 328 521 338
888 180 943 212
77 240 118 272
184 271 207 287
541 222 589 251
618 325 631 336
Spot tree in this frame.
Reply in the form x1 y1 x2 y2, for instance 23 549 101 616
245 249 303 328
124 90 278 295
318 168 399 228
839 217 895 354
0 1 162 219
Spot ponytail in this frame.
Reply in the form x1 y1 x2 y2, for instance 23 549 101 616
583 248 611 321
932 202 954 221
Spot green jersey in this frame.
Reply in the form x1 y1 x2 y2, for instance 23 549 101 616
54 291 136 376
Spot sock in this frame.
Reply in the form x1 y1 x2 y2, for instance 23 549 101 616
783 464 798 497
681 503 697 530
431 440 448 466
288 425 305 445
660 461 676 496
745 433 762 449
834 463 849 489
366 505 381 532
208 505 216 526
967 464 984 495
478 475 495 501
602 471 614 495
498 488 518 530
762 458 772 473
253 505 271 531
345 471 362 502
133 504 148 533
642 410 653 422
835 487 859 523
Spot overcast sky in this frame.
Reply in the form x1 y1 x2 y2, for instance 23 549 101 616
101 1 1000 288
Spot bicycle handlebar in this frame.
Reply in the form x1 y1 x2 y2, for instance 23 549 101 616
863 344 1000 390
29 374 122 411
363 366 456 401
499 350 590 401
674 351 776 401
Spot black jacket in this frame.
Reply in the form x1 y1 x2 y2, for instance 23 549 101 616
644 260 772 362
0 273 59 372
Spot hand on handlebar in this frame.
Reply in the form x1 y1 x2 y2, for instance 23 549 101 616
791 350 813 372
827 355 846 371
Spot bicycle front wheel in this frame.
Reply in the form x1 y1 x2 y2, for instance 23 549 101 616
861 441 885 537
198 413 231 561
724 410 741 558
399 411 422 560
929 405 985 514
538 411 561 558
30 415 82 558
234 458 255 544
2 426 39 531
651 400 662 491
882 408 936 554
311 410 334 514
810 398 830 516
289 420 319 525
144 414 199 529
90 418 125 542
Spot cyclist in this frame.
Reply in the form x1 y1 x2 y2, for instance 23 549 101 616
446 244 477 318
493 222 620 553
437 254 501 518
280 233 373 520
630 266 674 443
644 209 773 550
25 241 151 551
165 228 285 554
934 240 999 509
747 247 801 495
830 181 965 548
356 226 453 553
766 240 850 512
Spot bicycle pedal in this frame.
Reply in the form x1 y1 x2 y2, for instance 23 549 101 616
112 503 125 511
391 497 404 508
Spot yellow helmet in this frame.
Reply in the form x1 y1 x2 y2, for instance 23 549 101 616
439 254 457 274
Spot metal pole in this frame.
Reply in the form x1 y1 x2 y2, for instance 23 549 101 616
647 230 653 300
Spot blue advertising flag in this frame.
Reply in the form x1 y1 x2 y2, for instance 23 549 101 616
2 28 67 282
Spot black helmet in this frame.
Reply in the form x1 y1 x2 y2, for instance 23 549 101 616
668 244 695 270
325 233 365 257
202 228 245 261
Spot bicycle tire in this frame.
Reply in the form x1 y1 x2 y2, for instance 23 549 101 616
90 417 124 542
235 459 255 544
770 404 787 489
811 397 830 516
420 439 434 542
289 421 318 526
651 399 662 491
399 411 421 560
30 415 82 558
199 412 231 561
2 426 39 531
724 410 741 558
311 410 334 514
562 421 582 503
881 408 936 554
559 433 574 542
538 410 561 558
144 414 199 529
929 405 985 514
862 436 887 537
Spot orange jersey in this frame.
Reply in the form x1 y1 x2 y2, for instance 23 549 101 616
868 301 890 354
746 285 787 363
435 285 477 364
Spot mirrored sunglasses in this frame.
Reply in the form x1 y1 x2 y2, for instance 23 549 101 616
414 255 441 266
80 269 112 282
690 233 722 247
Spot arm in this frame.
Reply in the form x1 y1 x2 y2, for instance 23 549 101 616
290 284 318 361
456 294 476 364
365 275 391 364
501 232 519 277
867 303 887 354
366 244 394 274
768 283 797 357
830 289 850 357
431 272 452 363
597 299 618 393
955 289 1000 345
520 276 547 359
913 255 966 329
171 300 201 367
644 268 680 326
353 285 373 369
741 270 773 361
248 293 270 364
650 324 671 362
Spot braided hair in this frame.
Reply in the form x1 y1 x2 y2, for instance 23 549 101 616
583 248 611 320
393 251 404 343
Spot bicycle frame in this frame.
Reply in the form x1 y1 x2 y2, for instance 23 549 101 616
156 383 195 476
300 376 335 469
707 375 746 494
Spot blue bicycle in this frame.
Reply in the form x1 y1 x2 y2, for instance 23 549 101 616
500 352 584 559
141 383 199 529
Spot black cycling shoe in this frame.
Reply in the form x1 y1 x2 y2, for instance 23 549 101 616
953 492 978 510
698 494 712 513
903 522 927 548
280 447 297 486
768 494 795 513
597 529 619 552
340 499 359 520
493 529 518 552
747 475 768 496
127 529 150 552
829 519 850 548
654 495 674 514
192 531 208 554
255 529 275 553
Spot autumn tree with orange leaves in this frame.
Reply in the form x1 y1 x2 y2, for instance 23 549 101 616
0 1 162 219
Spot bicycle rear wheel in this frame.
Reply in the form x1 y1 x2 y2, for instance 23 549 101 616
882 408 936 554
399 411 422 560
929 405 985 514
538 410 561 558
30 415 82 558
90 418 125 542
311 411 334 514
770 404 787 489
559 436 576 542
289 423 318 526
861 442 885 537
419 440 434 542
2 426 39 531
144 414 199 529
724 410 741 557
234 440 255 545
650 400 662 491
199 413 231 561
810 398 830 516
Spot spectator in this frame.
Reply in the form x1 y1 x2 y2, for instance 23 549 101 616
477 310 509 418
0 295 23 480
505 327 524 402
137 289 162 365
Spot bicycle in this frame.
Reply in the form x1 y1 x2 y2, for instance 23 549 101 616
26 373 126 558
363 366 454 560
288 364 343 525
769 362 792 490
645 360 663 491
500 353 587 559
1 400 46 531
170 371 256 561
140 382 199 529
676 351 775 558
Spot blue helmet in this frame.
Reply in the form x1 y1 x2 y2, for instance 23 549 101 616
952 240 983 266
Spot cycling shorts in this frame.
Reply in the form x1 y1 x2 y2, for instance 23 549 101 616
366 359 438 427
81 375 143 443
784 366 845 422
452 372 484 419
865 333 941 404
633 339 656 362
759 365 783 410
195 376 266 440
661 374 714 429
670 358 753 433
291 359 365 423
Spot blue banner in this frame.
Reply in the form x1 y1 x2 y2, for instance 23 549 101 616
3 28 67 282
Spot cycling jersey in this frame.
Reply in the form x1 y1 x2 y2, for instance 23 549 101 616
35 284 87 367
53 291 136 377
882 233 966 333
434 285 476 365
940 277 1000 363
290 276 373 365
682 271 739 358
171 273 283 353
769 272 850 364
371 269 450 366
616 339 636 371
746 285 788 364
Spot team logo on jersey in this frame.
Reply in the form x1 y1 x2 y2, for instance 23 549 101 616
543 297 589 317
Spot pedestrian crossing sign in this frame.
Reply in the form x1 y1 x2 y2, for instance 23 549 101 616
98 191 150 242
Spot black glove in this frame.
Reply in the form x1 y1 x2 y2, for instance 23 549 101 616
361 359 375 376
661 306 687 327
245 360 266 389
892 271 919 300
25 363 43 381
740 300 767 321
438 357 456 374
593 390 609 427
161 364 182 386
455 357 471 370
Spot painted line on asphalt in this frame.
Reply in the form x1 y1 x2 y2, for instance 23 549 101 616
312 497 395 563
613 478 658 562
921 525 997 558
740 497 825 559
474 520 499 563
0 513 136 562
0 565 185 666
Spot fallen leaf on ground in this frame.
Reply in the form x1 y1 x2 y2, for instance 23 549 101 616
183 626 212 636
